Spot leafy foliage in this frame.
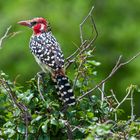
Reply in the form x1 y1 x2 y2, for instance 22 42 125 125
0 51 140 139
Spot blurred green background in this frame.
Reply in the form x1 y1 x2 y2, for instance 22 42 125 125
0 0 140 117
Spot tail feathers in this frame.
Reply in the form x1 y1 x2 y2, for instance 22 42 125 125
54 84 62 101
55 75 75 106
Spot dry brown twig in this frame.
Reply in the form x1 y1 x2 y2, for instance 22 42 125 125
8 31 22 38
0 26 12 49
0 26 22 49
65 6 98 69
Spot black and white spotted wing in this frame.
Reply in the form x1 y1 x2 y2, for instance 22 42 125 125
29 31 64 71
29 31 76 106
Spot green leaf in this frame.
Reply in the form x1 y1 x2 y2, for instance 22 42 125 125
129 136 138 140
3 121 14 127
38 134 50 140
42 120 49 133
58 119 65 128
31 115 43 124
17 123 26 134
87 60 101 66
50 118 58 126
87 112 94 119
4 128 16 138
28 126 37 133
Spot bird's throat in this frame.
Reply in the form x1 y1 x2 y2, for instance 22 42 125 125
33 24 46 35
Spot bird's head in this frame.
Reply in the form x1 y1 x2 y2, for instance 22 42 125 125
18 17 49 35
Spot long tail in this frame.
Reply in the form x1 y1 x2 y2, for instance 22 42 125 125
55 75 75 106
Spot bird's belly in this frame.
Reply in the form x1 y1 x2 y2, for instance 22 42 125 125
33 55 52 73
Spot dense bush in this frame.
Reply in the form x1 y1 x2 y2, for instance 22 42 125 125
0 49 140 139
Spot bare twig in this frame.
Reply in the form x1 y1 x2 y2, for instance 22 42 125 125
115 87 131 110
100 83 105 106
72 61 83 90
13 74 20 86
65 40 87 69
110 89 119 105
8 31 22 38
65 6 98 69
77 51 140 101
1 78 26 111
0 26 12 49
65 121 74 140
65 41 85 63
72 47 96 92
37 72 46 102
110 55 122 75
130 91 134 121
72 125 82 132
112 85 135 121
72 54 88 90
80 6 95 44
25 113 28 140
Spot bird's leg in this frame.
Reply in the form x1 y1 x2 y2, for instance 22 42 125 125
60 104 69 113
36 71 46 102
37 71 46 78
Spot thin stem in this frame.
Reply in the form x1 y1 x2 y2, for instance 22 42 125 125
115 88 131 110
130 92 134 121
77 52 140 101
37 72 46 102
110 89 119 105
65 5 98 69
0 26 12 48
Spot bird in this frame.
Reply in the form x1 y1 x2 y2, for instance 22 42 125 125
18 17 75 106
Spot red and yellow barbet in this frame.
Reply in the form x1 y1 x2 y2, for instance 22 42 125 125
18 17 75 106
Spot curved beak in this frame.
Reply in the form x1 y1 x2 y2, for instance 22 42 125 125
18 20 31 27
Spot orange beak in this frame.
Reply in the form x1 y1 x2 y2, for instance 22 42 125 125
18 20 32 27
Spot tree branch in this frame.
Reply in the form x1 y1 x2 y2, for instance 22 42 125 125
0 26 12 49
65 121 74 140
65 6 98 69
77 51 140 101
37 71 46 102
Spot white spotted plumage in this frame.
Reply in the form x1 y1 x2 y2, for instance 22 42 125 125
19 17 75 106
30 31 64 71
30 31 76 106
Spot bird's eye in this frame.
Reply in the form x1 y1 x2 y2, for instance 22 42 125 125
31 21 37 26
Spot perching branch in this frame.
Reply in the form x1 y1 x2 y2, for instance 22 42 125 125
77 51 140 101
37 71 46 102
65 121 74 140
